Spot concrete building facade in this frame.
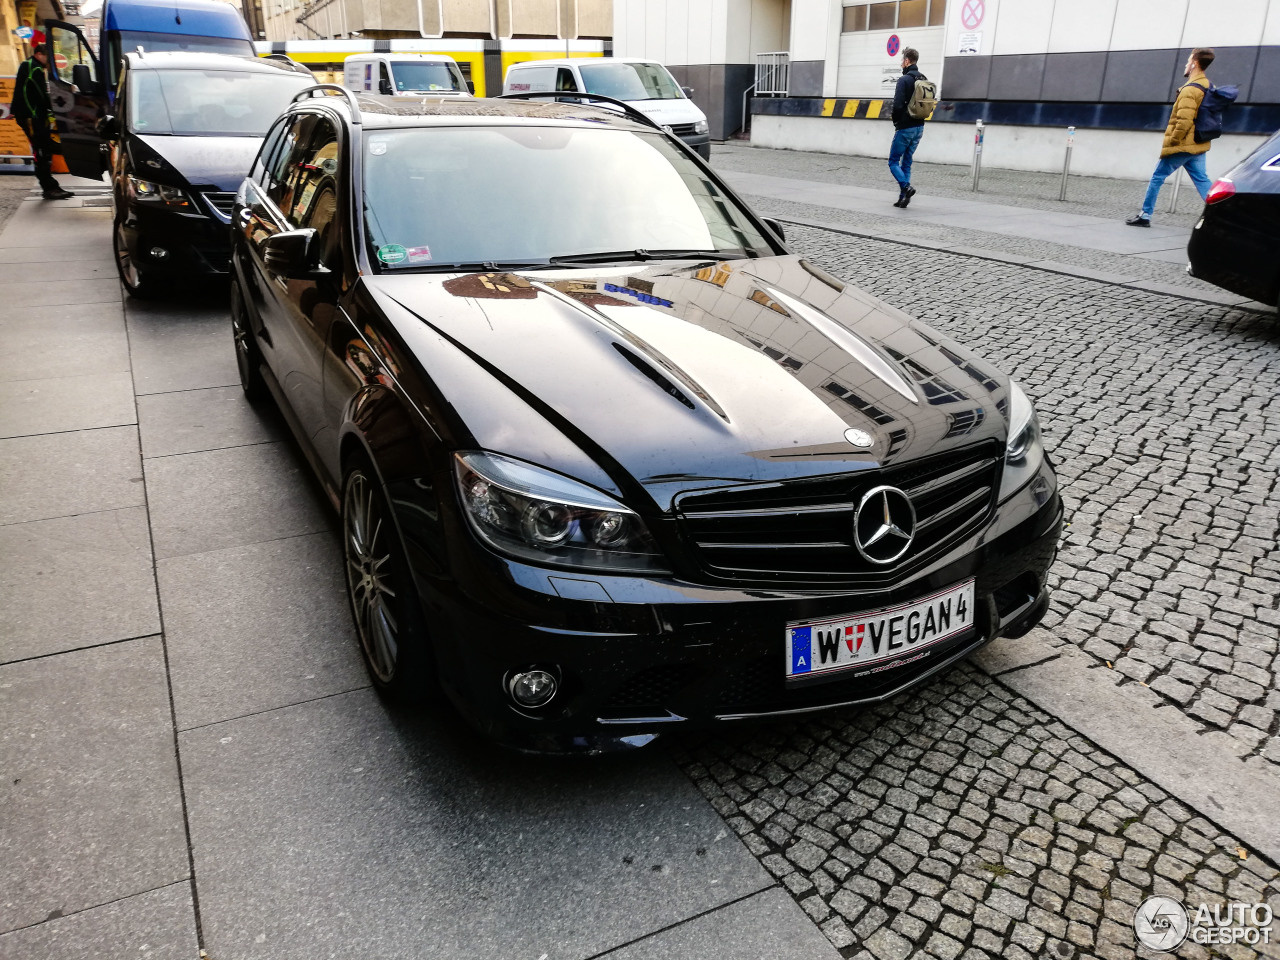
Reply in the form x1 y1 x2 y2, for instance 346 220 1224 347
616 0 1280 179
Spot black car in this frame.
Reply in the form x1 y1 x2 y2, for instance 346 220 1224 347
230 87 1063 753
1187 127 1280 306
95 51 314 296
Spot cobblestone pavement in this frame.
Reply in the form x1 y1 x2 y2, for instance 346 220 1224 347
673 663 1280 960
772 222 1280 772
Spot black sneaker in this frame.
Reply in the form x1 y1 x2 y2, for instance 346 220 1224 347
42 189 76 200
901 186 917 208
1125 215 1150 227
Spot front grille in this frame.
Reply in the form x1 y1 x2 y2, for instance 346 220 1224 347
201 191 236 223
674 443 1001 583
668 122 698 137
604 664 703 709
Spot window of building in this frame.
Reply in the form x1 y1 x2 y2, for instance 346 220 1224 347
842 0 944 32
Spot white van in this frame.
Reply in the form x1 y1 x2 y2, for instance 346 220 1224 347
502 58 711 159
343 54 472 98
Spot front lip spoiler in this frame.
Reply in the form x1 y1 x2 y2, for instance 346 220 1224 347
713 627 992 721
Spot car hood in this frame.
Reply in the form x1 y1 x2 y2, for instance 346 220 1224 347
130 134 261 192
370 257 1012 505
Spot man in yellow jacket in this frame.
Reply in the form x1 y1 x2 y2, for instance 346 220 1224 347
1126 48 1215 227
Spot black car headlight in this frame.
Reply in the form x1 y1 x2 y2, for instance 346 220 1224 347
454 452 668 574
127 176 194 211
998 382 1047 502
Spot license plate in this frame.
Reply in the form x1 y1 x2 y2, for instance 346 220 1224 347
786 580 975 679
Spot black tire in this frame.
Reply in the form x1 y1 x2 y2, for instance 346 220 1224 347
230 278 268 404
113 215 160 299
341 455 434 701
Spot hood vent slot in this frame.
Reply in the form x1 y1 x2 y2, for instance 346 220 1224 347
614 343 695 410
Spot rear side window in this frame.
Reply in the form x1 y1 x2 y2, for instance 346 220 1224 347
266 114 320 211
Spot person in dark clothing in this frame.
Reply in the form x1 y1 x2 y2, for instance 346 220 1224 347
10 39 75 201
888 47 925 208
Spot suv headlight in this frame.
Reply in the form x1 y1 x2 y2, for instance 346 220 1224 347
454 452 668 574
692 119 709 135
128 177 193 211
998 382 1047 502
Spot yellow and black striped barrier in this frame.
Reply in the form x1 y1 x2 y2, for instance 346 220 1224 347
817 98 933 121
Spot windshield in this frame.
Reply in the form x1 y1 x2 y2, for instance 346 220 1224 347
128 69 312 136
362 126 772 270
577 62 683 101
391 61 466 93
109 31 256 86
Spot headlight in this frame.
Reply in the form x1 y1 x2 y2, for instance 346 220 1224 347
693 119 709 135
128 177 193 210
454 452 668 574
998 382 1047 502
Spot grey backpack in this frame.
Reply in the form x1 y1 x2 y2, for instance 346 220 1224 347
907 76 938 119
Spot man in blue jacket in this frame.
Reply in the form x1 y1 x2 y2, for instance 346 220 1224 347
9 38 75 201
889 47 925 208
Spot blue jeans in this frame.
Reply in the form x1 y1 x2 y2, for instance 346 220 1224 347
888 126 924 191
1141 152 1212 219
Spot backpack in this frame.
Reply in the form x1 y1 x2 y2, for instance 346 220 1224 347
907 76 938 120
1189 81 1238 143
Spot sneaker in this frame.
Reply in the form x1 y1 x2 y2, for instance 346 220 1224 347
42 189 75 200
1125 215 1150 227
901 186 917 208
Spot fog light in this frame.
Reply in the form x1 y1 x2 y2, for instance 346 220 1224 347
149 246 168 259
509 669 558 707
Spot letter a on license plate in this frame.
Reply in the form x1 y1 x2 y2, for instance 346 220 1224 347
786 580 975 679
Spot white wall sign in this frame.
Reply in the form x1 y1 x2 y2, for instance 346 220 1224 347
958 31 981 54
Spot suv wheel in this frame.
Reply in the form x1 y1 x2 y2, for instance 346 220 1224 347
230 278 267 403
113 215 159 299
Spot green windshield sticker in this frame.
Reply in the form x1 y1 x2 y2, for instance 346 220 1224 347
377 244 408 265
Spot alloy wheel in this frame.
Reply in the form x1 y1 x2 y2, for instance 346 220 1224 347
343 469 400 684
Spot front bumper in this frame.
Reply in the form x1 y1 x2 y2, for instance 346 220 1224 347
395 466 1063 754
118 199 232 277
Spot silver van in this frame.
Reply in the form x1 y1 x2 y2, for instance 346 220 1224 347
343 54 471 97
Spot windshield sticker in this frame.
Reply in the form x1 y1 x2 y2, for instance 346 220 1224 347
407 245 432 263
377 244 408 265
368 139 388 156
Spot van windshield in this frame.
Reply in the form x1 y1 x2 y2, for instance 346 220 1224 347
108 31 256 85
577 62 683 101
128 69 312 136
391 61 466 93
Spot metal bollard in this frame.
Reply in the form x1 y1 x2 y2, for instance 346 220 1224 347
971 119 985 191
1167 167 1182 213
1058 126 1075 201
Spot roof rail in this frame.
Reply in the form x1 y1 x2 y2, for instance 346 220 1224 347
291 84 363 124
264 53 314 77
497 91 662 132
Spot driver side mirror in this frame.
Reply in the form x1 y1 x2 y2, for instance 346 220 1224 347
71 62 96 94
262 227 321 278
378 78 393 96
761 217 785 241
466 80 475 95
681 86 694 98
95 114 119 139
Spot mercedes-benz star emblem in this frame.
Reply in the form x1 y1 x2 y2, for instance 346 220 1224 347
844 428 874 448
853 485 916 565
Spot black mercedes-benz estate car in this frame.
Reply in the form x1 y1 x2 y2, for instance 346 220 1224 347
1187 126 1280 307
229 87 1063 753
100 51 313 296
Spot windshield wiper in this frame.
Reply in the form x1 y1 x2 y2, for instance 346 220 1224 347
546 249 730 266
393 260 548 273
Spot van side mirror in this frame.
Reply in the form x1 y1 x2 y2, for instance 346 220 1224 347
95 114 119 139
378 78 393 95
466 80 475 95
681 86 694 98
72 63 95 94
262 227 320 278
